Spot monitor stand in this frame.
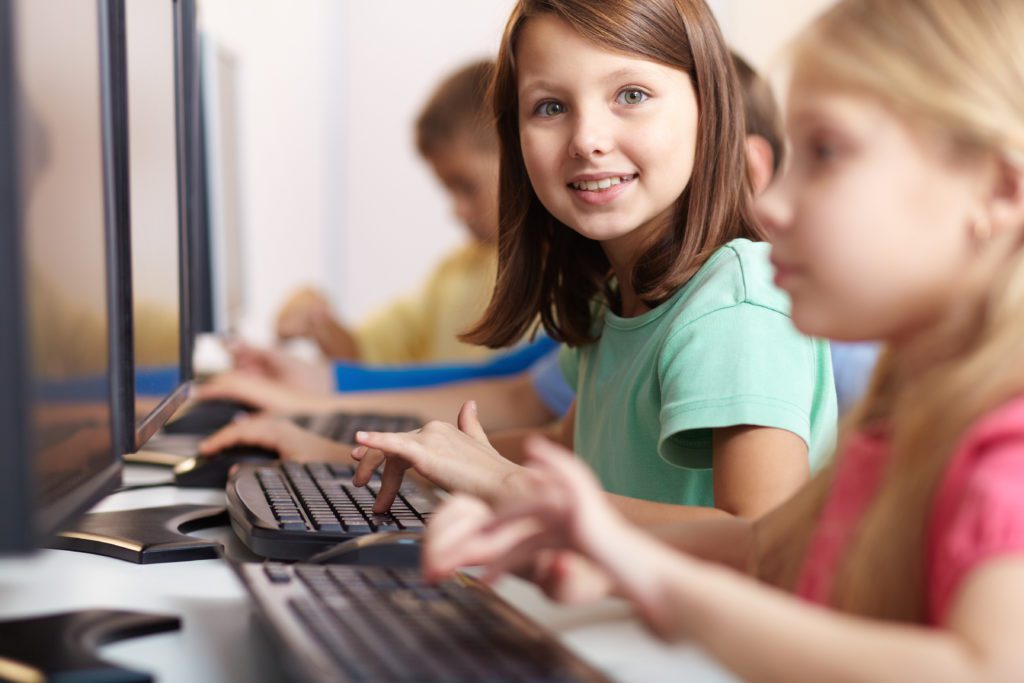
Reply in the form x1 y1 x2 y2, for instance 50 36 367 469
47 504 228 563
0 609 180 683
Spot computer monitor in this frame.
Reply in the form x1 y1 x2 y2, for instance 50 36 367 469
112 0 196 451
0 0 121 553
192 33 246 336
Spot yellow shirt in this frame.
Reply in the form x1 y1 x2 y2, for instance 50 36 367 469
354 241 497 364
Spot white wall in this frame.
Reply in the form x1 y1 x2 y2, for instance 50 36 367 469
197 0 835 341
725 0 837 69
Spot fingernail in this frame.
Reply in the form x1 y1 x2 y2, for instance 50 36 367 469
355 431 367 441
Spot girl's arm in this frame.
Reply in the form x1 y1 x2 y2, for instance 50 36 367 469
620 531 1024 683
426 440 1024 683
194 365 557 432
609 455 826 576
609 425 810 525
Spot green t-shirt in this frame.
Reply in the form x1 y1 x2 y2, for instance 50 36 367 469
561 238 836 507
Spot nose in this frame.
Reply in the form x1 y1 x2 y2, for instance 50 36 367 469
754 181 792 239
568 107 614 159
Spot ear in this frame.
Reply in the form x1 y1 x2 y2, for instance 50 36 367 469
982 154 1024 237
745 135 776 197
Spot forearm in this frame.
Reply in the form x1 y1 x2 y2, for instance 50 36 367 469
630 548 1005 683
323 374 555 432
608 493 733 527
645 516 756 573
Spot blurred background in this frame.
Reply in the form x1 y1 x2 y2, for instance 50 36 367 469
197 0 837 341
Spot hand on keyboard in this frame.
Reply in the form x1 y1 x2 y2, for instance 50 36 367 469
351 401 527 513
194 371 332 415
421 436 638 605
199 415 357 465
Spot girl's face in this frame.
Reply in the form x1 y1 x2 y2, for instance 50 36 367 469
758 87 987 344
515 14 698 266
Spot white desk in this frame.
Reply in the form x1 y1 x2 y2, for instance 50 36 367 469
0 465 739 683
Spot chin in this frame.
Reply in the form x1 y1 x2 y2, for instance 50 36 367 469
790 307 837 339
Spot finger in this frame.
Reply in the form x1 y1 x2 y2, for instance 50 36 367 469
193 377 251 405
354 431 426 465
198 417 273 454
456 400 489 445
422 496 491 566
352 448 386 486
426 513 541 580
373 458 410 514
547 552 614 604
479 527 556 584
192 383 232 403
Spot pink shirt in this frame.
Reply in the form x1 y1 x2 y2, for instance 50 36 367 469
796 396 1024 624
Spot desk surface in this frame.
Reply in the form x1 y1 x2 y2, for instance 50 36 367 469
0 466 739 683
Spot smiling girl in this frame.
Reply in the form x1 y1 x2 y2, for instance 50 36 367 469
347 0 836 523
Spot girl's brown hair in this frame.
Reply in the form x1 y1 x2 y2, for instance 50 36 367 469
462 0 763 348
755 0 1024 624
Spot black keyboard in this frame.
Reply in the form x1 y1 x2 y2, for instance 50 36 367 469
226 461 435 560
235 563 614 683
291 412 421 443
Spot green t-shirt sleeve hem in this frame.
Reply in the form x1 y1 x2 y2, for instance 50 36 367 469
658 396 811 470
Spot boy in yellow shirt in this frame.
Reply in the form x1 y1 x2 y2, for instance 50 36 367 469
276 60 500 364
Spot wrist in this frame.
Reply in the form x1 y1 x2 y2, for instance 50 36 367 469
605 531 709 641
489 464 537 507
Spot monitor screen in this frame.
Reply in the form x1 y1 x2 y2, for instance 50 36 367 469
0 0 120 552
124 0 191 448
200 35 247 335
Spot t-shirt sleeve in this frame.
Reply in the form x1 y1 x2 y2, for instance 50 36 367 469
355 293 432 364
558 343 580 392
930 438 1024 625
658 302 821 469
530 349 576 418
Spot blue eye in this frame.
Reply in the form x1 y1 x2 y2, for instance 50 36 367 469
616 88 649 106
534 100 566 117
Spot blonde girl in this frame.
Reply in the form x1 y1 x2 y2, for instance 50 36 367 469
421 0 1024 680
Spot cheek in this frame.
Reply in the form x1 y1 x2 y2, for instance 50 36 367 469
520 130 559 186
632 117 696 184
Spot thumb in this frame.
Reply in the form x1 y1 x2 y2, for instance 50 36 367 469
457 400 489 444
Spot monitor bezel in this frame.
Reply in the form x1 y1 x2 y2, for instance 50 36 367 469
0 0 34 552
105 0 196 452
1 0 122 552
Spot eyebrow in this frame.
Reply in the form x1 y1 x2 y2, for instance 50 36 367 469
519 66 660 100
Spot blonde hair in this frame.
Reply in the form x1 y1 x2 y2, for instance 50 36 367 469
761 0 1024 623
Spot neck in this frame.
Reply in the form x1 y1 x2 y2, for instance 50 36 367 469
599 205 680 317
602 240 648 317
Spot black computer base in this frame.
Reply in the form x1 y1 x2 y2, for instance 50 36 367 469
0 609 180 683
47 504 229 564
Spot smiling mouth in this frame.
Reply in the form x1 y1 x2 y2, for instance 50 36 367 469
567 174 638 192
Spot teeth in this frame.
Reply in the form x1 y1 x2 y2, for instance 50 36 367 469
570 175 634 191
